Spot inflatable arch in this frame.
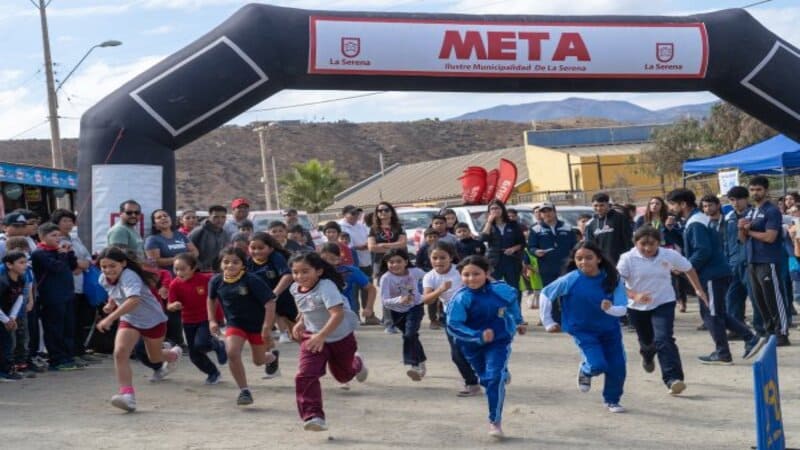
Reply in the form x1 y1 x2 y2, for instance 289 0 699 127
79 4 800 249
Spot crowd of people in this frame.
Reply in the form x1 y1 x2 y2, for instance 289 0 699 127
0 177 797 438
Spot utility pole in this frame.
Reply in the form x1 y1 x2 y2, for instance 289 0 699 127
36 0 63 169
255 126 273 210
271 155 280 210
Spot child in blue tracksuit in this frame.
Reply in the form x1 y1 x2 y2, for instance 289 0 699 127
447 255 526 439
540 241 629 413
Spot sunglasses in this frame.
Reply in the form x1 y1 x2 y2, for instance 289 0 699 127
123 210 141 216
376 208 391 213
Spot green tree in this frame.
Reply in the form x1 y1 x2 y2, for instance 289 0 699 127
278 159 345 213
641 118 706 180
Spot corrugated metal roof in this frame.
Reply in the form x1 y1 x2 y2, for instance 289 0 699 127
328 146 526 212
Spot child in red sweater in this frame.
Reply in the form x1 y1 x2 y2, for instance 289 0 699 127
168 253 227 384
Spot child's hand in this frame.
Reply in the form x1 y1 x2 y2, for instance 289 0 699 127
516 324 527 335
209 320 220 336
442 280 452 291
261 326 275 348
362 307 374 320
158 287 169 300
306 333 325 353
634 292 653 304
96 316 114 333
292 321 306 342
103 301 117 314
482 328 494 343
696 290 710 308
4 319 17 331
26 300 34 313
402 295 414 305
601 299 612 311
167 301 183 312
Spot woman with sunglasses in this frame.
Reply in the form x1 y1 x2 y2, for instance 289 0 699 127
480 200 526 307
367 202 408 333
107 200 146 261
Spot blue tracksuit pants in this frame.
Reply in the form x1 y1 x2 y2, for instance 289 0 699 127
459 339 511 424
572 327 626 404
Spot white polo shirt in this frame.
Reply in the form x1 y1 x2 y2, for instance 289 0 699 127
617 247 692 311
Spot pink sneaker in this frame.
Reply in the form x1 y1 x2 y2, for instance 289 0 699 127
488 422 503 439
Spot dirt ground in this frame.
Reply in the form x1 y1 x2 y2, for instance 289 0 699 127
1 303 798 450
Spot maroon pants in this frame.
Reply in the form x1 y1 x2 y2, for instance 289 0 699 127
295 332 361 421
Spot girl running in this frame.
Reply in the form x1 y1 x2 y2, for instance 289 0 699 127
379 248 427 381
617 226 709 396
290 252 367 432
246 232 293 375
447 255 525 439
208 247 277 406
540 241 629 413
421 241 480 397
96 247 183 412
168 253 227 385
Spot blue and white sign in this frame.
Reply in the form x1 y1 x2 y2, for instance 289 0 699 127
718 169 739 196
753 336 785 450
0 162 78 190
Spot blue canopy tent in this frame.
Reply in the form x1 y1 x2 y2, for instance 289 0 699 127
682 134 800 193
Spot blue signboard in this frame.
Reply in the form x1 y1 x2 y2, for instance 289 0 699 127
0 162 78 190
753 336 785 450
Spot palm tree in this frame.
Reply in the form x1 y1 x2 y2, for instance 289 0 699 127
279 159 345 213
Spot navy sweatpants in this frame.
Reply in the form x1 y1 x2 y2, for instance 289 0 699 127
572 327 626 404
459 339 512 424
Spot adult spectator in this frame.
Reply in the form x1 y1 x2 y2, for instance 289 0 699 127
724 187 754 325
740 176 791 346
527 202 577 331
178 209 199 236
189 205 231 272
367 201 407 333
666 188 759 364
338 205 376 321
50 209 99 364
145 209 199 274
224 198 250 236
480 199 525 305
107 199 145 260
284 208 313 246
0 211 37 258
584 192 633 265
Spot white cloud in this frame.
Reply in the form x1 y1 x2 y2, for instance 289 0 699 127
57 35 76 43
142 25 174 36
0 70 23 86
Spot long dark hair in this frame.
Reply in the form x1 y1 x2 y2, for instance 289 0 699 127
644 197 668 225
378 248 413 277
288 251 344 290
371 202 401 234
149 209 176 235
487 199 510 224
249 231 290 259
98 246 160 288
218 246 248 267
564 241 620 295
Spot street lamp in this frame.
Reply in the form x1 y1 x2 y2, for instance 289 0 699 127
55 40 122 93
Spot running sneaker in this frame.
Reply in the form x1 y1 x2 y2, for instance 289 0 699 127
606 403 626 413
418 361 427 378
205 371 221 385
339 382 351 390
79 354 103 364
111 393 136 412
355 352 368 382
49 362 84 371
237 389 254 406
213 337 228 365
488 422 504 439
697 352 733 365
363 314 382 326
0 371 23 381
429 320 441 330
164 346 183 375
384 325 399 334
667 379 686 396
457 384 481 397
743 336 768 360
303 417 328 432
149 364 169 382
263 349 280 379
776 334 791 347
577 368 592 393
406 365 423 381
278 331 292 344
642 356 656 373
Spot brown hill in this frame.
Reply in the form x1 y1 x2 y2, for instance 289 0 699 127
0 118 615 210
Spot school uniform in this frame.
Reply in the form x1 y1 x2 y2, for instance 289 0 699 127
0 272 25 375
168 272 222 376
722 208 752 323
208 272 275 344
32 244 78 367
291 279 361 421
380 268 427 366
447 281 522 424
617 248 690 386
246 253 298 322
456 236 486 259
541 270 628 405
336 265 370 314
422 267 477 387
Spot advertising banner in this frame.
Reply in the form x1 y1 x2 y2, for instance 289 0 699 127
310 17 708 78
718 169 740 195
753 336 785 450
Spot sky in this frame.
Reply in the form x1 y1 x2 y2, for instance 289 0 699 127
0 0 798 140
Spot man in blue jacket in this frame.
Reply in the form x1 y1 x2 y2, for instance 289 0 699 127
666 189 762 364
723 187 756 326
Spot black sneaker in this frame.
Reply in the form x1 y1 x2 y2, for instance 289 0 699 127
726 331 744 341
743 336 768 360
0 371 23 381
696 324 707 331
577 367 591 393
697 352 733 365
776 335 791 347
264 349 280 379
237 389 254 406
641 357 655 373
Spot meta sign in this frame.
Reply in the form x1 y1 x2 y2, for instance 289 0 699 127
309 17 708 78
753 336 785 450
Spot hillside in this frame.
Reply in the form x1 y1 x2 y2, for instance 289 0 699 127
451 97 717 123
0 118 615 209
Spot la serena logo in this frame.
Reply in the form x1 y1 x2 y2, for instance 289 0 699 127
329 36 371 66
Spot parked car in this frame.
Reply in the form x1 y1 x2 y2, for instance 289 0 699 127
449 205 535 236
248 209 324 246
396 207 440 256
517 203 594 228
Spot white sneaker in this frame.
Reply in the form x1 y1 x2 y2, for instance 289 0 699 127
303 417 328 431
488 422 504 439
165 346 182 375
606 403 626 413
111 393 136 412
278 331 292 344
149 365 168 382
355 352 368 382
418 361 427 378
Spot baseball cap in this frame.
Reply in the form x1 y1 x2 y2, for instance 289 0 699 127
342 205 362 215
539 202 555 210
3 211 30 226
231 198 250 209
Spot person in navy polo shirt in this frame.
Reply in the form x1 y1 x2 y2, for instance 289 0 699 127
740 176 791 347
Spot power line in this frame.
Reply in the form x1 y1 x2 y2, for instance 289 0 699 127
4 119 49 140
244 92 385 114
741 0 772 8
